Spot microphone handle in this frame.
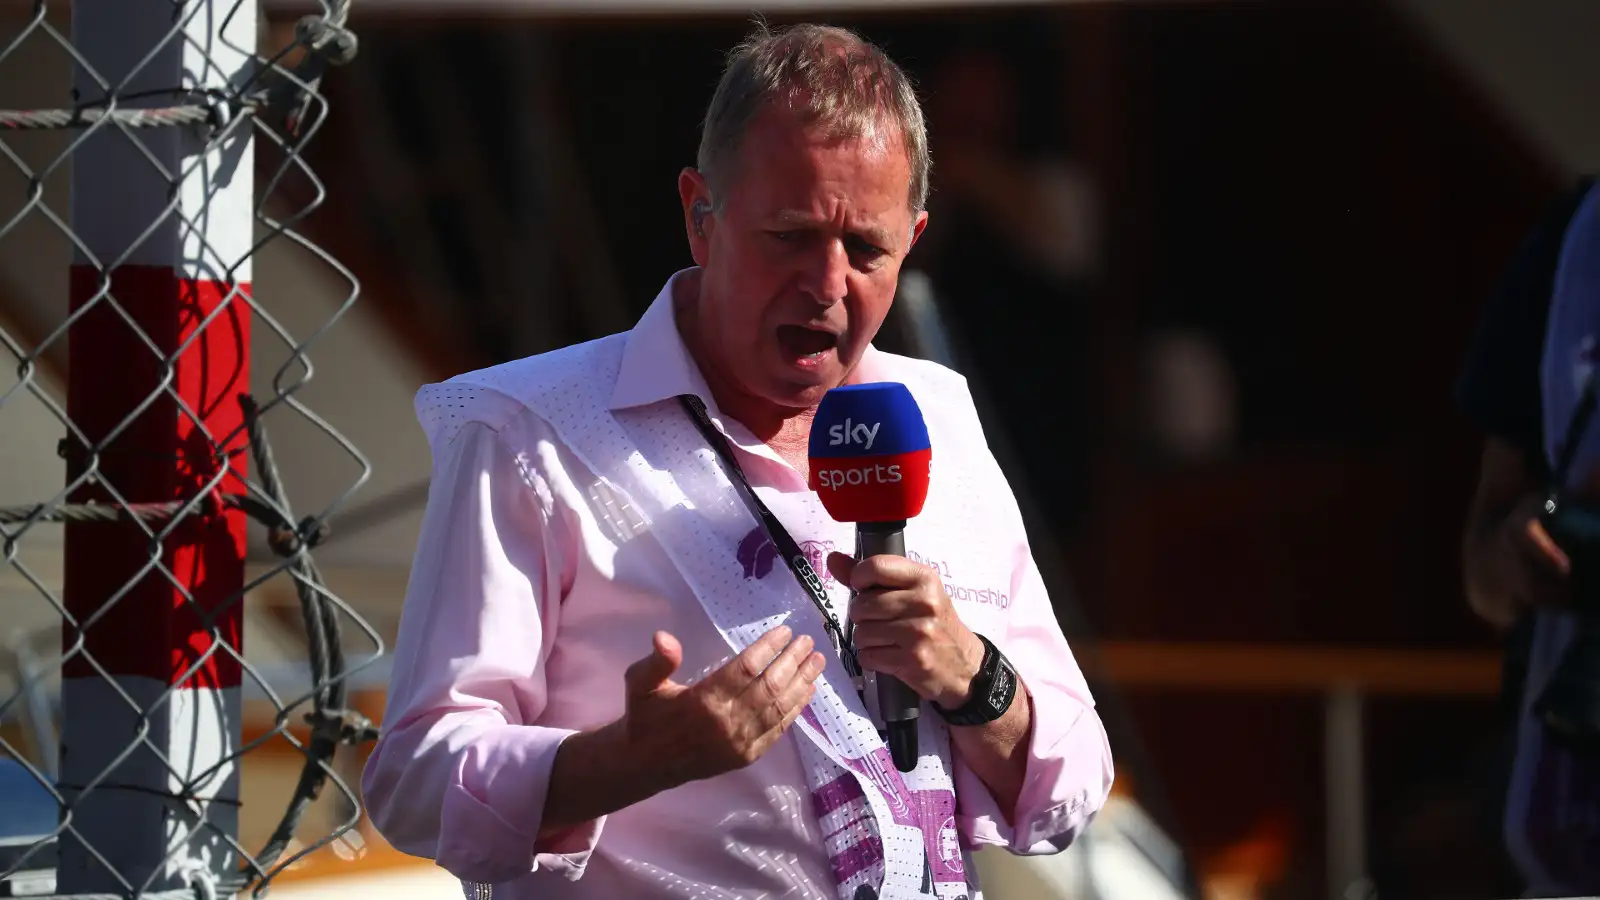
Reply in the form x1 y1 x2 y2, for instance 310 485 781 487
859 521 920 773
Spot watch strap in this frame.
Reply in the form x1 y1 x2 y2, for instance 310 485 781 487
933 633 1017 727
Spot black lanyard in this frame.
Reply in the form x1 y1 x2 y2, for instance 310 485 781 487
678 394 864 682
681 398 942 896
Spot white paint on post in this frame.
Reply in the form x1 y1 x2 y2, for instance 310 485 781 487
69 0 256 282
177 4 257 285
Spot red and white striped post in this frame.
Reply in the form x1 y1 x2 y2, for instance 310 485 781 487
59 0 254 893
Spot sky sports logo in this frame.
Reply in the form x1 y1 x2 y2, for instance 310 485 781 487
814 461 903 490
809 448 931 521
810 383 932 522
827 418 881 451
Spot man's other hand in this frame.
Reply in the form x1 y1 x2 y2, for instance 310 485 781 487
828 551 984 709
621 626 826 793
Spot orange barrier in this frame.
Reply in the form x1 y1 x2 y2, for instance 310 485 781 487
1082 641 1502 697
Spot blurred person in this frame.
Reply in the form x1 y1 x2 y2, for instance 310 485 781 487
1459 179 1595 632
911 47 1100 536
361 22 1113 900
917 49 1099 287
1457 175 1600 896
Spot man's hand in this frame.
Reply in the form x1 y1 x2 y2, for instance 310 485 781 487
539 625 825 841
828 550 1034 817
622 625 827 793
826 551 983 708
1464 440 1572 629
1499 493 1571 607
1467 487 1570 629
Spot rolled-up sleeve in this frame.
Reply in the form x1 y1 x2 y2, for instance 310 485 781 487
361 417 601 883
952 518 1114 854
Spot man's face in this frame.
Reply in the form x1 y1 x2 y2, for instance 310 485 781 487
680 105 928 412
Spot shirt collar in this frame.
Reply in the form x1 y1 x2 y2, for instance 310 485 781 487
608 268 713 412
608 266 893 414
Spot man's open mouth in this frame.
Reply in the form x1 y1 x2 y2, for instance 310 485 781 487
776 325 839 360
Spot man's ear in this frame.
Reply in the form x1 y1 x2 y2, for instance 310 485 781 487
678 168 714 267
907 209 930 254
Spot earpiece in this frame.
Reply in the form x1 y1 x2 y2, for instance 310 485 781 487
692 200 711 237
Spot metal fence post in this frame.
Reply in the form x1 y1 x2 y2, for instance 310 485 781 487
1325 685 1368 900
57 0 254 893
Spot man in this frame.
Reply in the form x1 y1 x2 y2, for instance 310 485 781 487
362 23 1114 900
1457 175 1600 896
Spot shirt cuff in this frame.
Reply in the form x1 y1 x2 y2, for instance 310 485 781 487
438 727 607 882
953 685 1114 855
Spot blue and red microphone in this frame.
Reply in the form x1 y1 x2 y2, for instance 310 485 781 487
809 382 932 772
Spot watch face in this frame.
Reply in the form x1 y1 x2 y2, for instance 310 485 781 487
987 659 1016 713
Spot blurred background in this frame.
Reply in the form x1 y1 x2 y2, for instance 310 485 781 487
3 0 1597 898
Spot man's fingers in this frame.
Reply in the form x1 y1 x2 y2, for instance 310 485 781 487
790 650 826 687
851 618 932 650
848 588 928 623
826 551 856 587
1507 515 1574 608
752 653 824 732
624 630 683 696
743 632 815 705
743 691 815 768
1507 496 1570 574
1494 502 1573 610
729 624 793 678
703 624 801 695
773 682 817 732
854 646 911 680
1519 517 1572 574
845 554 934 592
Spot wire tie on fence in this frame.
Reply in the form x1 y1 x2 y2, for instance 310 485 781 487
177 860 220 900
276 14 360 138
266 516 328 558
305 707 377 748
295 15 360 67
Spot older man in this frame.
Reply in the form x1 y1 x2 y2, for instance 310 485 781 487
362 23 1113 900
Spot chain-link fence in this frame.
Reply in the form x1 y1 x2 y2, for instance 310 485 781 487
0 1 381 897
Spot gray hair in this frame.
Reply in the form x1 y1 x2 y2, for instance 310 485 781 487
696 22 930 213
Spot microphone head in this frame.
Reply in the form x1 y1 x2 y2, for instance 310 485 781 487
808 382 932 523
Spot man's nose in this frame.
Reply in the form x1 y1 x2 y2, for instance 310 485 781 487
801 240 849 307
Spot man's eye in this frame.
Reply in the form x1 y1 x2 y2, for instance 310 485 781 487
770 230 800 243
847 236 887 261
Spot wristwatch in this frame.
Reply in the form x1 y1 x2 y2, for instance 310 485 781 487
932 633 1018 727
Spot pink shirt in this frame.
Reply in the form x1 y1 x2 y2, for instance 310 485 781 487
362 271 1114 898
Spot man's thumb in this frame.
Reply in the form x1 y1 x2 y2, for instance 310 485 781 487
826 551 856 587
624 630 683 695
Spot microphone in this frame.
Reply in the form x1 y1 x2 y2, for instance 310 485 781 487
808 382 932 773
